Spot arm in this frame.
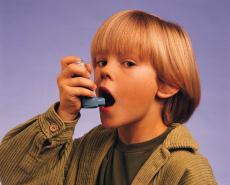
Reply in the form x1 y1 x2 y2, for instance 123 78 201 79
0 56 96 185
0 103 79 185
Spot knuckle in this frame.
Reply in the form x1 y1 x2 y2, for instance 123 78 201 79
57 76 66 87
59 85 65 92
61 57 68 65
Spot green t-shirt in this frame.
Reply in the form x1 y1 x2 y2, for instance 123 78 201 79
97 126 172 185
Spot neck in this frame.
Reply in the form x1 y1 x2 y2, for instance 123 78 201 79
117 106 167 144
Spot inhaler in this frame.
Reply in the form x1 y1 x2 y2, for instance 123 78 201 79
74 61 105 108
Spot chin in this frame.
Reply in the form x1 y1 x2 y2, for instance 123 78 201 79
100 117 131 129
100 118 123 129
101 121 119 129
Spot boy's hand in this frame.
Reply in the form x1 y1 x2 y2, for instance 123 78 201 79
56 56 97 121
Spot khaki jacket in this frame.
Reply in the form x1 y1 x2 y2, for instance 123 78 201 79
0 104 217 185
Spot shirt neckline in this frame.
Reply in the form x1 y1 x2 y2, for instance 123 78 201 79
116 126 173 153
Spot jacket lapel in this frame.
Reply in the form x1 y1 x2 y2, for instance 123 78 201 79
131 147 170 185
76 127 116 185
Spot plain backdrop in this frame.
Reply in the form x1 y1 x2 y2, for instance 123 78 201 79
0 0 229 184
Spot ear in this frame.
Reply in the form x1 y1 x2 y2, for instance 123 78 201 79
157 83 179 99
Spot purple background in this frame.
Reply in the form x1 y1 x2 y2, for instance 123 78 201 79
0 0 229 184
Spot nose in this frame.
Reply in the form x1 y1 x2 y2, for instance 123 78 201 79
100 63 112 80
99 61 115 81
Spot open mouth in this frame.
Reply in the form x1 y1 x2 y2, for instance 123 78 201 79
99 87 116 107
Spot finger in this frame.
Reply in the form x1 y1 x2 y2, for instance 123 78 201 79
60 56 82 71
85 63 92 74
66 86 96 98
67 77 97 90
62 62 91 79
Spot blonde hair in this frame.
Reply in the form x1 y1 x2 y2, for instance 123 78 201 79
91 10 201 124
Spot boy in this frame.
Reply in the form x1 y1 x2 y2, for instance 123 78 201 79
0 10 217 185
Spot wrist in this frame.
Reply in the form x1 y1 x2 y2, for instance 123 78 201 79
55 103 79 122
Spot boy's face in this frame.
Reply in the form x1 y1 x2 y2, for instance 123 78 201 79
94 53 162 128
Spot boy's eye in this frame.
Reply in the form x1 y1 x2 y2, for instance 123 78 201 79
96 60 107 67
123 60 136 67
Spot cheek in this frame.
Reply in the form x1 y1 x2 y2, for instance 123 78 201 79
120 77 158 105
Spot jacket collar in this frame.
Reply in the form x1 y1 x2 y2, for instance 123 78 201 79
131 123 199 185
163 123 199 152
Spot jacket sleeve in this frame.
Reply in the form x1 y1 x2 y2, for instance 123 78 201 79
0 103 80 185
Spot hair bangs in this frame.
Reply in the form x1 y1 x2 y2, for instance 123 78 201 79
91 13 152 62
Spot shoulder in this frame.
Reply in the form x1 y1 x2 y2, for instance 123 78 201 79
168 149 213 172
166 150 217 184
160 123 217 184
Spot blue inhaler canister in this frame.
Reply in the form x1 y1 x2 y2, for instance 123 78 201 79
74 60 106 108
81 97 106 108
